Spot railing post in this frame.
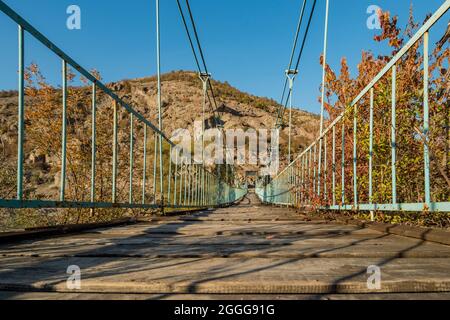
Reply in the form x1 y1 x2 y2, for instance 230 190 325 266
17 25 24 201
91 83 97 204
369 88 374 220
112 100 118 203
391 65 397 205
129 113 134 204
60 60 68 202
423 31 431 208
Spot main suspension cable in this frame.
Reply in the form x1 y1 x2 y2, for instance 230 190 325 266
275 0 317 128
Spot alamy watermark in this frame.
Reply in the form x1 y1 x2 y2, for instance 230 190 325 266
67 5 81 30
367 265 382 290
367 5 381 30
66 265 81 290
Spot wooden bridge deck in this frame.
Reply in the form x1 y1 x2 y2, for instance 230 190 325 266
1 193 450 300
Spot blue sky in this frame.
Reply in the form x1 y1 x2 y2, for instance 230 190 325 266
0 0 447 115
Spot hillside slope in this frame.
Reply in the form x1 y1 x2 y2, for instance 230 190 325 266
117 71 320 151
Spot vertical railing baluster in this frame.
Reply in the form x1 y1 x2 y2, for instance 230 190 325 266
167 145 172 205
295 162 299 206
184 165 188 206
153 134 158 204
341 122 345 205
91 83 97 204
301 156 305 205
112 100 118 203
129 114 134 204
293 164 296 206
159 135 164 207
324 134 328 202
210 174 213 205
299 157 302 205
313 144 317 196
200 167 203 206
332 125 336 206
369 88 374 220
142 126 147 204
206 170 209 205
192 165 196 206
17 25 25 201
173 151 178 206
197 166 200 206
204 168 207 205
423 31 431 208
291 166 294 205
60 60 68 202
179 165 183 206
188 165 192 205
197 165 202 206
353 102 358 208
391 65 397 205
308 148 312 201
206 174 211 206
198 167 201 205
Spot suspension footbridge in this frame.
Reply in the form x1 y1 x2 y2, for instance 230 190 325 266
0 0 449 299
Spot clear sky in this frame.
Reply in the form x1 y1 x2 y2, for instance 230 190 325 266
0 0 447 115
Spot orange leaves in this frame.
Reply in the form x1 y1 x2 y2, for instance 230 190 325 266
374 11 403 52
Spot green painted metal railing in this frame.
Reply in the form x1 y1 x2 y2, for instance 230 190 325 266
0 1 246 211
257 0 450 214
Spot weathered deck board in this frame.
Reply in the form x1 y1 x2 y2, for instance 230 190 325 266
0 193 450 299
